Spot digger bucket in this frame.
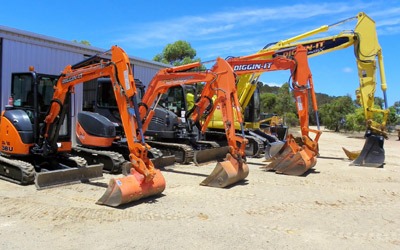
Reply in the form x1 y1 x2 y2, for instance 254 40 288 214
200 153 249 188
35 163 104 190
264 140 286 161
194 146 231 165
350 134 385 168
342 147 361 161
96 169 165 207
264 137 317 176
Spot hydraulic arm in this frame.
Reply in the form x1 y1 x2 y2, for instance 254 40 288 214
253 12 388 167
226 45 321 175
139 58 249 187
34 46 165 207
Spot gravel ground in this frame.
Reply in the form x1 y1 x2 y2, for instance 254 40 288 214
0 127 399 250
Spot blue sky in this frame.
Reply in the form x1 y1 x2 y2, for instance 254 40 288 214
1 0 399 106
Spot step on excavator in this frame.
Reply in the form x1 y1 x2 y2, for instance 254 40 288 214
0 69 103 188
202 45 321 176
259 12 389 168
1 46 166 206
139 58 249 187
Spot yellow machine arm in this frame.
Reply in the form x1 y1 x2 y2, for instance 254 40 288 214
238 12 389 167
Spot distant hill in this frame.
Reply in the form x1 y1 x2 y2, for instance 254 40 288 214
259 82 336 106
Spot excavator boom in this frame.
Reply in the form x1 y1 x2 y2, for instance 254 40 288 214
139 58 249 187
37 46 165 206
227 45 321 175
258 12 388 167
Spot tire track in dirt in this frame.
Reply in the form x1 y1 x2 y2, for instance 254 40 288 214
243 198 399 215
0 197 194 223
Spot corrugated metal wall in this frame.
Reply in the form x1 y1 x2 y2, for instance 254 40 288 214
1 39 85 111
81 62 164 110
0 26 169 112
0 26 170 145
133 60 167 86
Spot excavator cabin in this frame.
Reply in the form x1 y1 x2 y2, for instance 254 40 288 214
0 69 103 188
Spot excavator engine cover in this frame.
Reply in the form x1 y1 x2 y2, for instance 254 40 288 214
97 162 166 207
350 133 384 168
200 153 249 188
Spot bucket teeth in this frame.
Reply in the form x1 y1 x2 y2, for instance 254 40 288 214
200 153 249 188
342 147 361 160
264 138 317 176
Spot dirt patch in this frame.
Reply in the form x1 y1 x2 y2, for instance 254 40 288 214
0 128 399 249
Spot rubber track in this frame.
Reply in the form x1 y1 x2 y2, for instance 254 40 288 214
196 140 220 148
0 155 35 185
72 146 126 173
244 135 265 157
67 155 88 167
146 141 194 164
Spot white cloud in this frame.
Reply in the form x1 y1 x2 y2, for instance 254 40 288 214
110 1 400 61
343 67 353 73
114 2 361 49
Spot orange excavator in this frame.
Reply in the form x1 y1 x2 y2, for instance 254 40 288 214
216 44 321 175
4 45 165 207
139 57 249 187
0 71 104 188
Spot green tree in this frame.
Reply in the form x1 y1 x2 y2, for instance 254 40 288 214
320 95 355 132
272 83 298 126
387 106 399 126
374 96 385 109
258 82 280 95
260 92 277 113
72 40 91 46
284 112 299 127
153 40 200 66
315 93 335 107
344 107 365 132
393 101 400 115
274 83 297 115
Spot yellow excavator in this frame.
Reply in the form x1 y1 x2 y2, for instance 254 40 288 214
210 12 389 168
259 113 287 139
